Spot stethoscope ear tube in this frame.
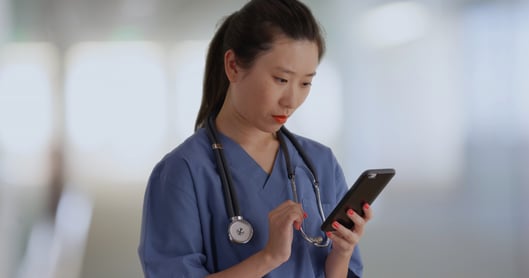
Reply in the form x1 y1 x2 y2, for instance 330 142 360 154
280 126 319 184
205 116 239 218
279 127 329 247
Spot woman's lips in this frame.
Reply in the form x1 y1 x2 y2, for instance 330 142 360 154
273 115 288 124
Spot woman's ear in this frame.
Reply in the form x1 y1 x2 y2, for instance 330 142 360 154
224 49 240 82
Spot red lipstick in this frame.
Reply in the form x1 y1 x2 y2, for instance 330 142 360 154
273 115 288 124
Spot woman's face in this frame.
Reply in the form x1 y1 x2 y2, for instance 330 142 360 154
226 36 319 133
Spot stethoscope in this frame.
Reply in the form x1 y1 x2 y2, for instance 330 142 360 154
205 116 330 247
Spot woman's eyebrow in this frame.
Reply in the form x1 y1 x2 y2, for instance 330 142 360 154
274 66 317 77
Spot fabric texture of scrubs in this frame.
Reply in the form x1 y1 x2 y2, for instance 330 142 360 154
138 128 363 277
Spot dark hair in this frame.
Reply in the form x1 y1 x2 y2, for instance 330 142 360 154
194 0 326 130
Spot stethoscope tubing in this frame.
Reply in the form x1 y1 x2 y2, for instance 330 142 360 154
205 115 328 246
205 116 240 218
279 126 319 186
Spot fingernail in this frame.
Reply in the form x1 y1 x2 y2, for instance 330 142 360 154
332 221 339 229
363 203 370 209
326 231 332 238
347 209 354 216
294 223 300 230
303 212 308 219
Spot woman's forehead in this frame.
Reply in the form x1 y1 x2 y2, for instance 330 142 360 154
255 38 319 74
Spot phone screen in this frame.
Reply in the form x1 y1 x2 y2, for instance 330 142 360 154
320 168 395 232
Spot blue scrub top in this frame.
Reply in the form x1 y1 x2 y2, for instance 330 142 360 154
138 128 363 277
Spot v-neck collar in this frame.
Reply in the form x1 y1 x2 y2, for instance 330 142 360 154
215 130 297 190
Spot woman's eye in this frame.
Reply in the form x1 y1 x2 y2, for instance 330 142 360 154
302 82 312 87
275 77 288 83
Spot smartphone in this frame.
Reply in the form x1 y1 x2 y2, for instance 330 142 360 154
321 168 395 232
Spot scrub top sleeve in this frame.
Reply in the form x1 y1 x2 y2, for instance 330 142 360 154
138 157 210 278
332 155 364 278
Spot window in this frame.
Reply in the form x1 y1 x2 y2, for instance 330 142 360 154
0 43 56 186
64 42 168 185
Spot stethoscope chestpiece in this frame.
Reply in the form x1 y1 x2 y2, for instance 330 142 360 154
228 216 254 244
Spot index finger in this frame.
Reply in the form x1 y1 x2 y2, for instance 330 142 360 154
362 203 373 221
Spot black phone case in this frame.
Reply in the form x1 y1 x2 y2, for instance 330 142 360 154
320 168 395 232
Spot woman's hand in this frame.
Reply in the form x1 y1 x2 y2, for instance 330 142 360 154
324 203 373 278
262 200 305 266
327 203 373 258
207 200 305 278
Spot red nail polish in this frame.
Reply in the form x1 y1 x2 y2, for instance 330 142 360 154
347 209 354 216
332 221 339 229
326 231 332 238
363 203 370 209
303 212 308 219
294 223 300 230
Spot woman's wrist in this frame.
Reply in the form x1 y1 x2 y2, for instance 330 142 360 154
258 248 285 270
325 248 353 278
329 245 354 260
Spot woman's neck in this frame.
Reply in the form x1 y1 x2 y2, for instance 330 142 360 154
215 107 276 149
215 105 280 174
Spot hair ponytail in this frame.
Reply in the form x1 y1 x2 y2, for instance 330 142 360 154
194 14 236 130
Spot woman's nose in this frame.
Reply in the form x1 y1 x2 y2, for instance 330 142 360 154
279 85 298 108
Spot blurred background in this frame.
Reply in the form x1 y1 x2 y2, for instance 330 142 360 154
1 0 528 277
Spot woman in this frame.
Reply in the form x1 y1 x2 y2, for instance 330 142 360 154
139 0 372 277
